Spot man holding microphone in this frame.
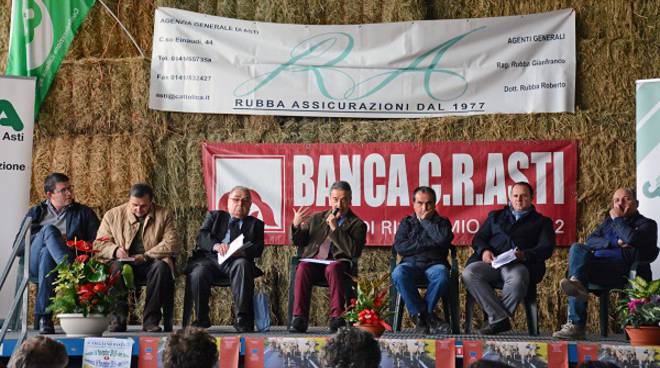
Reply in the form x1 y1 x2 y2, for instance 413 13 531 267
288 181 367 333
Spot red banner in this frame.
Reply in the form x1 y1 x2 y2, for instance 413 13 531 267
203 141 577 246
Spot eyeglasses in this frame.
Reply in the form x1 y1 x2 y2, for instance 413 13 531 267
53 186 74 194
229 196 250 204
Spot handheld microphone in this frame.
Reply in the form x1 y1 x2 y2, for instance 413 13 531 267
331 207 340 216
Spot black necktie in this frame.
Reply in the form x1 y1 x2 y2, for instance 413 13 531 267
229 218 241 242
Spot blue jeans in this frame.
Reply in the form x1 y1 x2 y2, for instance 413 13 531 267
29 225 72 317
392 262 449 316
567 243 591 326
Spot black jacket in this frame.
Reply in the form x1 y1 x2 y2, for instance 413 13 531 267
188 211 265 274
586 212 658 264
14 200 99 257
467 206 556 284
393 213 453 269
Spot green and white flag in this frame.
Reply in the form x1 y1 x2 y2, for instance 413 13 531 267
636 78 660 277
5 0 96 112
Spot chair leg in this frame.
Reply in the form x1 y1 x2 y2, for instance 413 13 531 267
465 293 475 334
181 274 193 327
524 300 539 336
287 260 299 330
599 292 609 337
448 277 461 334
394 294 405 332
163 286 174 332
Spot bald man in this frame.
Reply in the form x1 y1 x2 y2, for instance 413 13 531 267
554 188 658 340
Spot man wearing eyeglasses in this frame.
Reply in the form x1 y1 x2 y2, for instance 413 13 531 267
186 186 265 332
14 173 99 334
94 183 179 332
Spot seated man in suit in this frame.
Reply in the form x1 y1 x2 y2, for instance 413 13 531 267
94 183 179 332
553 188 658 340
289 181 367 333
15 172 99 334
392 186 453 334
187 185 265 332
462 181 556 335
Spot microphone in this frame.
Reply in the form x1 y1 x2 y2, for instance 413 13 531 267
331 207 340 216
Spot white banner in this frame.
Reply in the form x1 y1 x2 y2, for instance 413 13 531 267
0 76 35 318
636 78 660 278
149 8 575 118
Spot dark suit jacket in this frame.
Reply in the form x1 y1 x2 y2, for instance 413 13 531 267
393 212 454 269
187 210 265 276
467 205 556 284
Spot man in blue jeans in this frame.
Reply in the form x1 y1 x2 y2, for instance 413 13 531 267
391 186 453 334
15 173 99 334
553 188 658 339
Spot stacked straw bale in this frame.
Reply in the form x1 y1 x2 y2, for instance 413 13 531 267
1 0 659 334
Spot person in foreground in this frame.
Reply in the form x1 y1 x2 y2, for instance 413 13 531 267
163 327 218 368
14 172 99 334
392 186 453 334
7 335 68 368
462 182 556 335
187 185 265 332
289 181 367 333
320 326 381 368
94 183 179 332
553 188 658 340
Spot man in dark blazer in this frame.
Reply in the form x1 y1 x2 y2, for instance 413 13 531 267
187 186 265 332
289 181 367 333
462 182 556 335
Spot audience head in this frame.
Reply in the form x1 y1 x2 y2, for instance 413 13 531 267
329 181 352 216
128 183 154 218
7 335 68 368
44 173 74 209
320 326 381 368
227 186 252 219
163 327 218 368
468 360 515 368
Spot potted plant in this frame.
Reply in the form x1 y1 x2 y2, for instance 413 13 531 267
343 273 392 337
614 276 660 346
47 239 131 337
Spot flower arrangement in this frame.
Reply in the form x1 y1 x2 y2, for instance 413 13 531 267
47 238 130 317
615 276 660 328
343 273 392 332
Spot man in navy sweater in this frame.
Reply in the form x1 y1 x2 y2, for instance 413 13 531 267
392 186 453 334
554 188 658 340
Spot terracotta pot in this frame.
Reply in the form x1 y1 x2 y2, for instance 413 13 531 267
625 326 660 346
357 323 385 338
58 313 109 337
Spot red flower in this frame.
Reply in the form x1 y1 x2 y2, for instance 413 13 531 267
96 236 110 242
77 283 95 303
75 254 89 263
93 282 108 294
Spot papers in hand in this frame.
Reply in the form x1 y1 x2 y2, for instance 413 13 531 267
491 248 517 269
118 257 135 262
217 234 246 265
300 258 335 265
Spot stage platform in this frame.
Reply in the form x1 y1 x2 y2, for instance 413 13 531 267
0 325 638 367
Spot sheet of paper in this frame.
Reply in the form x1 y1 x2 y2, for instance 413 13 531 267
118 257 135 262
491 248 517 269
299 258 335 265
217 234 245 265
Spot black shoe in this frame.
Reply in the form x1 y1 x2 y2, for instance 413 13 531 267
142 325 163 333
108 315 127 333
233 317 254 333
329 317 346 333
289 316 308 333
478 318 512 335
428 313 451 335
413 312 430 334
39 317 55 334
191 320 212 328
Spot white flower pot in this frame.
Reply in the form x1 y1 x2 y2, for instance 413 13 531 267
57 313 109 337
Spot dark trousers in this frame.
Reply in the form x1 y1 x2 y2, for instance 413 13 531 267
188 258 255 325
110 259 174 327
293 261 351 319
